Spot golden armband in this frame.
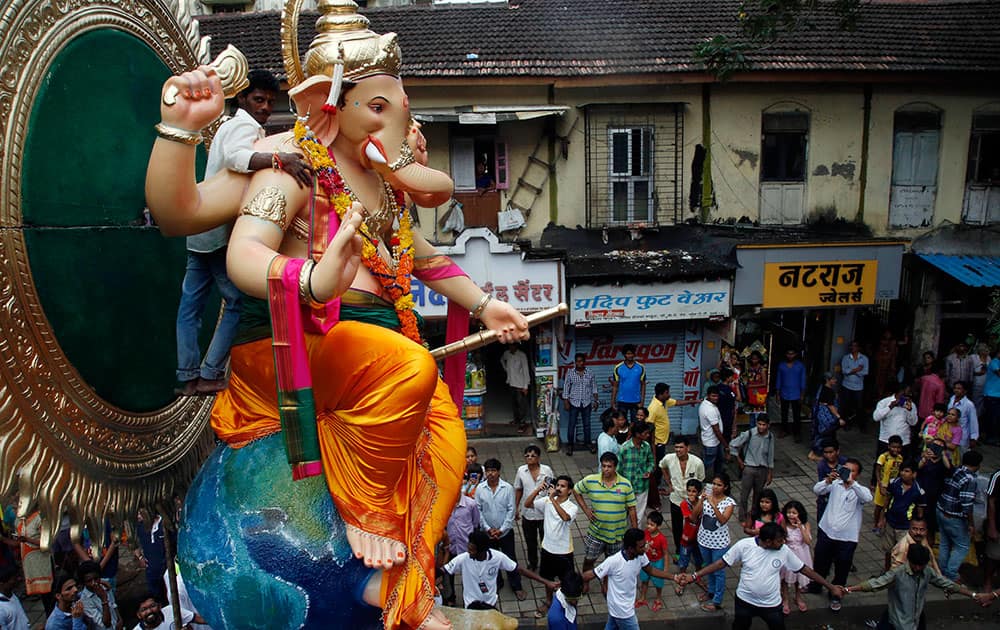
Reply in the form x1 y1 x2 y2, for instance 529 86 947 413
239 186 289 230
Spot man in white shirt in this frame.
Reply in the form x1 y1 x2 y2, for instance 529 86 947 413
682 523 844 630
525 475 579 611
840 341 869 431
513 445 554 572
948 381 980 449
500 344 532 433
658 436 705 551
173 70 312 397
0 565 29 630
872 384 919 460
812 458 873 611
441 530 553 610
582 528 676 629
699 387 728 479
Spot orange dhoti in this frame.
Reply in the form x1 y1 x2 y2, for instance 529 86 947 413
211 320 466 629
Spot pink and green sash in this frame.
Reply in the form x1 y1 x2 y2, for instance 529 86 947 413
267 186 341 480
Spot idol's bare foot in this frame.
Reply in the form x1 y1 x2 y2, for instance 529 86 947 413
346 524 407 568
423 608 453 629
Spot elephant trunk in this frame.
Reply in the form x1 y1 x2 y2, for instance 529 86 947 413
363 136 453 207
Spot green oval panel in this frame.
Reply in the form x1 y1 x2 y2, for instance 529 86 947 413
22 29 214 412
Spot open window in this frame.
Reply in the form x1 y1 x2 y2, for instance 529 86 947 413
963 110 1000 224
450 133 509 229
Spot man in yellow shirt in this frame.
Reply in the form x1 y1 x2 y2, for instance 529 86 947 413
647 383 698 511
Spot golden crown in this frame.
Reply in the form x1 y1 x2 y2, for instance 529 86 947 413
289 0 402 85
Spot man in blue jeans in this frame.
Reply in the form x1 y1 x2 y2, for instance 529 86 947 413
563 352 599 455
699 387 728 478
611 344 646 423
776 347 807 441
936 450 983 580
174 70 311 395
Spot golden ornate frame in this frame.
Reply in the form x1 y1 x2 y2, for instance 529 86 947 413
0 0 215 548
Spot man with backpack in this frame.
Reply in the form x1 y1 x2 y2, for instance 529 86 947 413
730 416 776 522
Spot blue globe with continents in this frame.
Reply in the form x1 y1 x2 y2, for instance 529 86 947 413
178 433 381 629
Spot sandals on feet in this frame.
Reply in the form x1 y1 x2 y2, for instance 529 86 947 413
700 602 720 612
634 599 647 609
796 597 808 612
674 584 685 596
782 603 791 616
650 599 664 612
697 592 711 602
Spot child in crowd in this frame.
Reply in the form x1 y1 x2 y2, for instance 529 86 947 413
613 410 631 445
636 407 649 423
466 447 478 467
636 511 669 612
935 408 963 466
597 415 620 467
872 435 904 532
781 500 813 614
879 461 926 571
920 403 948 449
675 479 703 596
743 488 783 536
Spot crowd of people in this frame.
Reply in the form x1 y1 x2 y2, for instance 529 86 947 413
435 340 1000 630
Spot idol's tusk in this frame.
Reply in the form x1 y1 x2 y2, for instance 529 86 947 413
429 303 568 360
365 142 388 165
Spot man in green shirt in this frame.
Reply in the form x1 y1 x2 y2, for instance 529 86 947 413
844 544 991 629
618 420 655 527
573 452 637 593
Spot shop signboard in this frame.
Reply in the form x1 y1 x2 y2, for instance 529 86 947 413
557 326 704 440
762 260 878 309
409 228 563 318
570 280 730 325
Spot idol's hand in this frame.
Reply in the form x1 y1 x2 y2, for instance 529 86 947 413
479 299 530 345
310 205 364 302
160 66 225 132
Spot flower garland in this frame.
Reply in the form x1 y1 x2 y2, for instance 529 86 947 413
293 117 421 343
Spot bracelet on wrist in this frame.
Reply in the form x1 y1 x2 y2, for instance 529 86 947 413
470 293 492 319
154 122 203 146
272 152 284 171
298 259 324 309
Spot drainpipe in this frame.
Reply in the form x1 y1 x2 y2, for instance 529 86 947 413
856 83 872 224
548 84 559 224
701 83 713 223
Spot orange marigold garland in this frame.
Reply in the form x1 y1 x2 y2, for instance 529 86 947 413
294 117 421 343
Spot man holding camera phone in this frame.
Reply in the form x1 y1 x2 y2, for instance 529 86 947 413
525 475 578 616
812 458 873 611
872 384 919 477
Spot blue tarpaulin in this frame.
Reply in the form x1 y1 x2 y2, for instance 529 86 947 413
918 254 1000 288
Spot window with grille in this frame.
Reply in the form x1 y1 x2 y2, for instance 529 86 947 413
585 105 683 227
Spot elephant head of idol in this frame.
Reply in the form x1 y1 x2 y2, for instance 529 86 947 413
283 0 453 206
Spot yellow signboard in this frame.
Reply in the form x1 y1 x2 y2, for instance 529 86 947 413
763 260 878 308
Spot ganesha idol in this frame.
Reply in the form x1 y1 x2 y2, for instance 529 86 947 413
145 0 529 627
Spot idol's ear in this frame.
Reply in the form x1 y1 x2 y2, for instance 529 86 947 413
288 75 339 139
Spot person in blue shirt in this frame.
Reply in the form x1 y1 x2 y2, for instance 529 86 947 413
546 571 583 630
44 574 86 630
611 345 646 424
776 348 808 442
983 347 1000 446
